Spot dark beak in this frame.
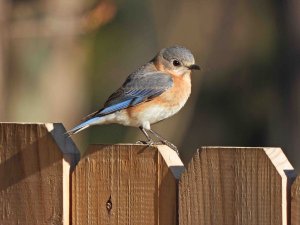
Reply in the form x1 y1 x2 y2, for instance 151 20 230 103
188 64 201 70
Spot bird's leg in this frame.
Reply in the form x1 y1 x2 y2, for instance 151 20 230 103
148 129 179 155
137 126 162 146
136 126 154 145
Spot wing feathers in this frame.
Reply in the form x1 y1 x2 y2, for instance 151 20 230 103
82 71 173 121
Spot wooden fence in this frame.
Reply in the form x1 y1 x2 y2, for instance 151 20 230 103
0 123 299 225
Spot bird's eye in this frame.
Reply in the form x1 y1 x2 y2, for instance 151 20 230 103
173 60 181 67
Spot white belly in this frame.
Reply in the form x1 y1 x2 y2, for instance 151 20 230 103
134 103 184 125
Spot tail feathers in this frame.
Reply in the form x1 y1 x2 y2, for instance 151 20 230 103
66 117 102 136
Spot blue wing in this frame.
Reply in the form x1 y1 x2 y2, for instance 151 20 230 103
82 71 173 121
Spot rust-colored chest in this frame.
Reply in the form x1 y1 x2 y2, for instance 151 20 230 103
158 73 191 107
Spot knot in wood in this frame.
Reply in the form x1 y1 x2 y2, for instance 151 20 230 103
106 196 112 212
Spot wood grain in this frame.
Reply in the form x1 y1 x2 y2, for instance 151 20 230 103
0 123 80 225
72 144 184 225
179 147 296 225
292 176 300 225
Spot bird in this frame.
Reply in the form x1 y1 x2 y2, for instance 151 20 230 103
67 45 200 154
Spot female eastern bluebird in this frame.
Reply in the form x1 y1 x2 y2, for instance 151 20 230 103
67 45 200 154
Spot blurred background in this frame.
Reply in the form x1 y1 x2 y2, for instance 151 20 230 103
1 0 299 169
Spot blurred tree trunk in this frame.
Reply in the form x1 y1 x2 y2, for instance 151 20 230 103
2 0 87 130
38 0 88 127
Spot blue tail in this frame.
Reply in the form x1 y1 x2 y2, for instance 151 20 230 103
66 117 102 136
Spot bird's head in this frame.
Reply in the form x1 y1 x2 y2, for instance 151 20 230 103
153 45 200 76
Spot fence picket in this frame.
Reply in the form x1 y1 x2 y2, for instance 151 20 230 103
0 123 79 225
179 147 296 225
71 144 184 225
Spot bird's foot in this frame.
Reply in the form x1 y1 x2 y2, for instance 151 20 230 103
136 140 162 146
136 140 150 145
136 137 179 155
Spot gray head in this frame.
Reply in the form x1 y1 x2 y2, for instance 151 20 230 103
153 45 200 76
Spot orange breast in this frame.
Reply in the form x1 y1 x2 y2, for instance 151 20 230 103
126 73 191 117
157 73 191 106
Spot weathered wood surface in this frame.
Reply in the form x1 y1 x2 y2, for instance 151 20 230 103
0 123 80 225
179 147 296 225
292 176 300 225
72 144 184 225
